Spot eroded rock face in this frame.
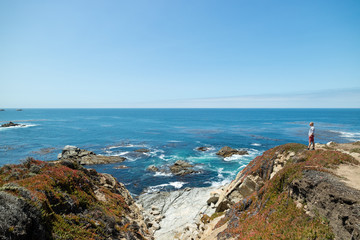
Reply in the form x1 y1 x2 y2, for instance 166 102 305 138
290 170 360 240
216 146 248 158
137 187 216 240
58 145 126 165
0 159 152 240
0 191 49 240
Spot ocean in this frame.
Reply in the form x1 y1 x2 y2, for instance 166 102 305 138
1 108 359 195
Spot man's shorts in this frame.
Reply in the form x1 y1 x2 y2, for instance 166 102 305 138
309 135 314 142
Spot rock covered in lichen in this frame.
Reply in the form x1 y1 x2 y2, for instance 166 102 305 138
0 158 153 240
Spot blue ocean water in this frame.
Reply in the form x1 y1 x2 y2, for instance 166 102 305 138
1 108 359 195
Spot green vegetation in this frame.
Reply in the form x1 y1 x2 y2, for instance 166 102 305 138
215 143 358 239
0 158 147 240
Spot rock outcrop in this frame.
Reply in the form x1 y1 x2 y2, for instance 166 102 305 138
169 160 199 176
1 121 24 128
196 147 210 152
58 145 126 165
146 160 200 176
134 148 150 153
137 187 217 240
0 158 152 240
216 146 248 158
197 143 360 240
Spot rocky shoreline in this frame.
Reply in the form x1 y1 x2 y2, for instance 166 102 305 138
137 141 360 239
1 142 360 239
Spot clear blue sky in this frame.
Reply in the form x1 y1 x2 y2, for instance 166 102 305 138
1 0 359 108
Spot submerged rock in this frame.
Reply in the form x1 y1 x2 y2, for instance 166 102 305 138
147 165 159 172
216 146 248 157
196 146 210 152
134 148 150 153
58 145 126 165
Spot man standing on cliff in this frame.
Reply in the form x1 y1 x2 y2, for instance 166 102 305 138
308 122 315 150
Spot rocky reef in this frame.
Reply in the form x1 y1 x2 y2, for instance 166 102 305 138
57 145 126 165
0 158 152 240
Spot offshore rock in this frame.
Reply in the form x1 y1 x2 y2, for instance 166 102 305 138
134 148 150 153
216 146 248 158
58 145 126 165
196 146 210 152
147 160 200 176
1 121 24 128
169 160 199 176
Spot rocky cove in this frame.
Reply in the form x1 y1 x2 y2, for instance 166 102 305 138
1 142 360 239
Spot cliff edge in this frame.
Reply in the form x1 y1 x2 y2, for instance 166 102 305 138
196 142 360 240
0 159 152 240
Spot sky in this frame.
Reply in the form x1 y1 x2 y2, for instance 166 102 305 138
0 0 359 108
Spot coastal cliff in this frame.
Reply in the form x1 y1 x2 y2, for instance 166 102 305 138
0 159 152 240
137 142 360 240
196 142 360 240
1 142 360 240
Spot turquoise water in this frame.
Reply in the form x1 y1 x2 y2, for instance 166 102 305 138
1 108 359 195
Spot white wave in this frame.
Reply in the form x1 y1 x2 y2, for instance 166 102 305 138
107 144 147 149
251 143 261 146
168 140 183 143
210 178 232 188
107 146 122 150
223 154 247 162
111 151 129 156
154 172 173 177
159 154 166 160
223 148 261 162
170 181 186 188
146 181 187 193
148 149 165 157
0 123 37 131
329 130 360 141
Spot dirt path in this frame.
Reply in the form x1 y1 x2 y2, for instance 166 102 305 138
316 142 360 191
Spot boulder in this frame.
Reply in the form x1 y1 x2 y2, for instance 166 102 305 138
169 160 198 176
1 121 24 128
58 145 126 165
216 146 248 157
147 165 159 172
196 146 210 152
